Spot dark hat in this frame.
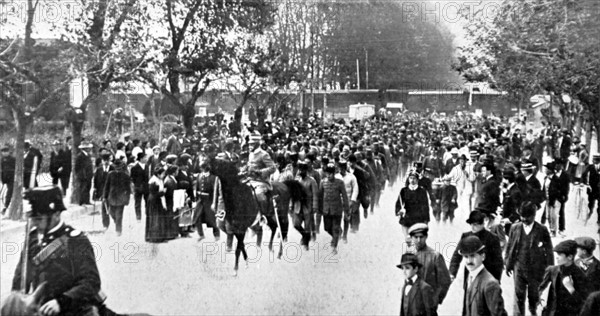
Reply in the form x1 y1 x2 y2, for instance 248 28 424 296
408 223 429 236
324 163 336 174
466 210 486 224
503 169 516 181
593 153 600 160
458 154 468 161
298 159 309 170
396 253 422 269
0 145 9 152
338 159 348 168
544 162 555 171
458 235 486 256
413 161 423 168
553 240 578 256
520 202 537 218
23 186 66 217
574 236 597 252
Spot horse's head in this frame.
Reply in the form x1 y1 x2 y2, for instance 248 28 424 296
1 282 46 316
210 158 240 184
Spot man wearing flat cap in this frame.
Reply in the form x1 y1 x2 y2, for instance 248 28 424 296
11 186 113 316
408 223 451 306
505 202 554 316
457 235 507 316
574 236 600 292
538 240 591 316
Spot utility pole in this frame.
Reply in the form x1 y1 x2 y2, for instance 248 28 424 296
365 48 369 90
356 59 360 90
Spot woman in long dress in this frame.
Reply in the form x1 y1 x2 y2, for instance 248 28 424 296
163 165 180 240
145 166 168 243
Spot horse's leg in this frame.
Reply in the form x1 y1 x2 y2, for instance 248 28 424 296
237 232 249 269
280 206 289 243
253 225 263 247
268 218 276 253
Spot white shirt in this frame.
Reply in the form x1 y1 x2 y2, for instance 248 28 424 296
468 264 485 289
404 275 418 296
335 172 359 202
132 146 143 160
523 222 533 235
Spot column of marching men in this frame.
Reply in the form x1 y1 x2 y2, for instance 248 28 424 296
2 111 600 316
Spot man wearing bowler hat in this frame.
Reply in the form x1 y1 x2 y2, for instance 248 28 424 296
505 202 554 316
450 210 504 287
458 235 507 316
11 186 113 316
396 252 437 316
408 223 451 306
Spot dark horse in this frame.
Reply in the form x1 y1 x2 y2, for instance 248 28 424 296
210 158 261 275
252 179 307 258
1 283 151 316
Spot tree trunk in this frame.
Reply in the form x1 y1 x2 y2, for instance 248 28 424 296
69 121 84 205
585 120 593 150
590 121 600 153
7 113 27 220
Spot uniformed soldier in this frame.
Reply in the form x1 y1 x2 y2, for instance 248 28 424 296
246 132 276 215
11 186 113 316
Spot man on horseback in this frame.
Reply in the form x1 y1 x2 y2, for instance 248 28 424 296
10 186 112 316
246 132 276 218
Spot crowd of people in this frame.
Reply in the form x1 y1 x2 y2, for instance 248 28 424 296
2 110 600 315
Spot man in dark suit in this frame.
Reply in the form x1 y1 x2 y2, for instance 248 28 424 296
501 169 523 234
130 152 149 222
539 240 590 316
458 235 508 316
166 127 182 155
1 146 15 214
554 159 570 235
522 163 544 208
450 210 504 286
574 236 600 293
397 252 437 316
93 154 114 229
475 163 501 213
23 140 42 189
557 129 572 162
542 162 562 236
582 154 600 223
505 202 554 316
75 142 94 205
58 137 72 195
